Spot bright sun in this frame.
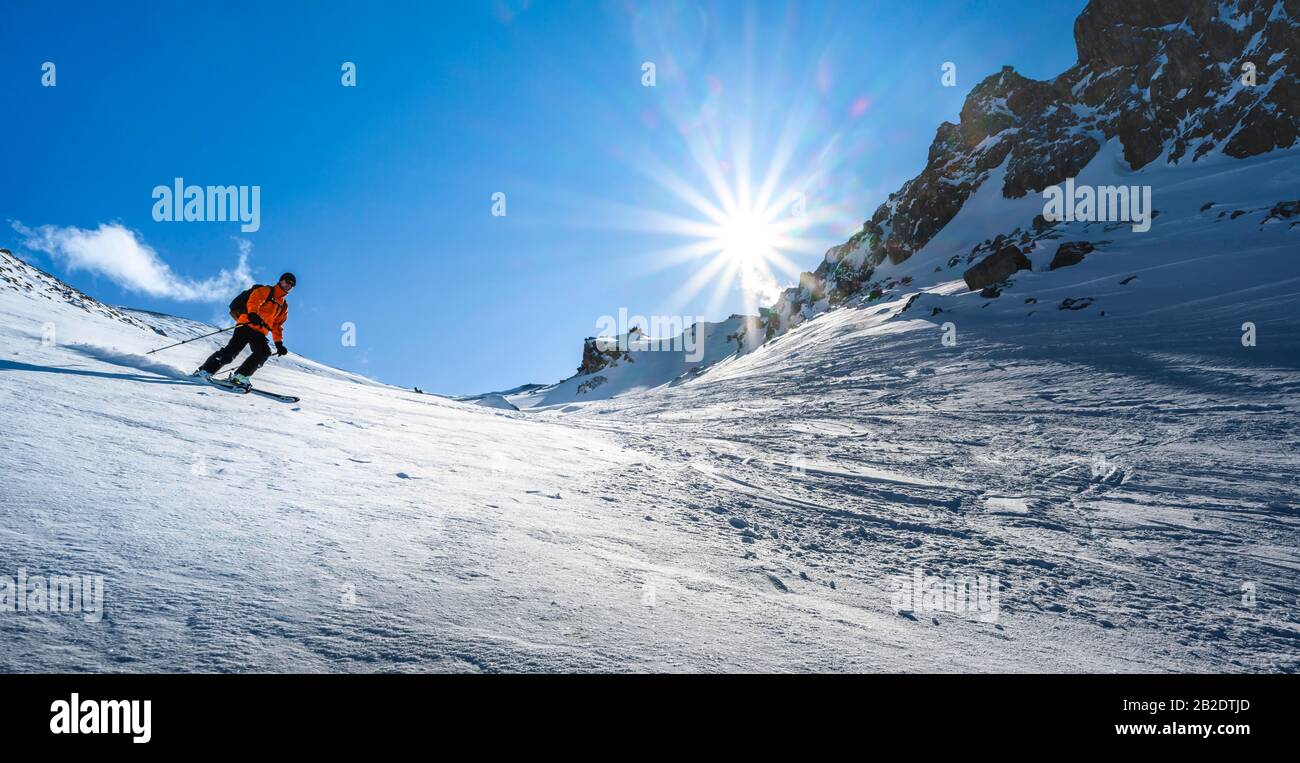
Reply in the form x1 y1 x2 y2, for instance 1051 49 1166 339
716 211 777 266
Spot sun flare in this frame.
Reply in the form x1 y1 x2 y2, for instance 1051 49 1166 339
611 122 861 317
716 211 778 267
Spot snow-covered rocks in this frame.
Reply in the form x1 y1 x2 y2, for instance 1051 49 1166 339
509 314 763 410
0 248 162 335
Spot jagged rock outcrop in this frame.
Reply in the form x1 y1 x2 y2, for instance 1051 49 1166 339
1049 241 1097 270
577 329 638 375
766 0 1298 324
964 244 1032 291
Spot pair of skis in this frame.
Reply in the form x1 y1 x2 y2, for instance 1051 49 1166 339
204 375 300 403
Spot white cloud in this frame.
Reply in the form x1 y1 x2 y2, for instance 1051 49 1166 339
737 260 782 307
12 221 252 302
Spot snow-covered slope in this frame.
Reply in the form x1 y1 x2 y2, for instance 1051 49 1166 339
882 140 1300 330
0 247 163 336
0 251 733 671
471 393 520 411
527 244 1300 671
3 232 1297 671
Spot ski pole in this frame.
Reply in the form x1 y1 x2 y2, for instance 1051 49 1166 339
146 325 237 355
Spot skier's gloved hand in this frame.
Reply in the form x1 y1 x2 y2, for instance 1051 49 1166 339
275 342 289 357
245 313 266 328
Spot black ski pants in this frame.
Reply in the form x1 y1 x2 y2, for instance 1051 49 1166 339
200 325 272 378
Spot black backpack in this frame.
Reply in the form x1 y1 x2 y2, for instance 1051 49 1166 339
228 285 270 321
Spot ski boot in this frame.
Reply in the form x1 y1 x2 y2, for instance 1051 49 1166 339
192 369 212 380
228 373 253 391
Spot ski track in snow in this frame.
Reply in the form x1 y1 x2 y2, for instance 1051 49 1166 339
545 304 1300 672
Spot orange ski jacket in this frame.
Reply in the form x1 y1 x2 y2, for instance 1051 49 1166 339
237 284 289 342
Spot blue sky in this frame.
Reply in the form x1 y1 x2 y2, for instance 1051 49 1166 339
1 0 1087 394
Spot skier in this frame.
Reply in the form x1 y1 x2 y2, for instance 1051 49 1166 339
193 273 295 389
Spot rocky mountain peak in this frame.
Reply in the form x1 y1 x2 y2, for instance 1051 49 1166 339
760 0 1298 336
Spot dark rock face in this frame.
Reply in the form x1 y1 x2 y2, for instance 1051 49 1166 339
964 245 1032 292
576 375 608 395
1049 241 1096 270
765 0 1298 329
578 336 630 375
1074 1 1197 67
